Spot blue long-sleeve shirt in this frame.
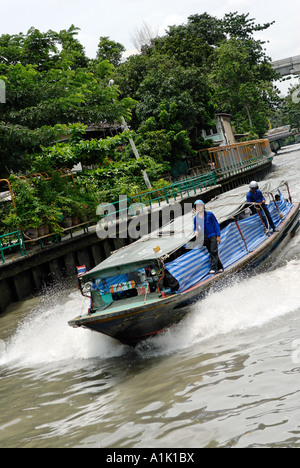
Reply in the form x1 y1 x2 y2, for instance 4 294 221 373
246 189 265 204
194 211 221 239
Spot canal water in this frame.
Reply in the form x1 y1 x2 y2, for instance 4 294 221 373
0 147 300 448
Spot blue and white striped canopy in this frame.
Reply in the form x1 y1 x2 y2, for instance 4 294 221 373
166 193 293 293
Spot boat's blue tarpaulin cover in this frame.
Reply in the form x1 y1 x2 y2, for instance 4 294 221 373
166 194 293 293
95 274 128 294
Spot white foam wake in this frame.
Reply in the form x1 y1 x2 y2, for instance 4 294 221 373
0 291 126 368
1 260 300 367
148 259 300 353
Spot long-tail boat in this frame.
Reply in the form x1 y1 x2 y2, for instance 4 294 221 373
69 180 299 346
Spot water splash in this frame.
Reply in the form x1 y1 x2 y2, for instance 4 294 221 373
144 259 300 355
1 258 300 368
0 291 127 368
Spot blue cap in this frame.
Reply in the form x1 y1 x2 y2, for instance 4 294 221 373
194 200 205 205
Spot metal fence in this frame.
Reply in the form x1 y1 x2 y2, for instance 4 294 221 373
208 139 272 177
0 231 27 264
100 171 217 223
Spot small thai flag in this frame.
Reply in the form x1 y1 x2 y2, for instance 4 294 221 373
77 265 87 277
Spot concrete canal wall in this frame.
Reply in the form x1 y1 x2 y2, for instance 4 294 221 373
0 158 273 314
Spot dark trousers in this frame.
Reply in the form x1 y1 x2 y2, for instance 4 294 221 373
261 205 276 231
251 204 276 230
204 236 223 271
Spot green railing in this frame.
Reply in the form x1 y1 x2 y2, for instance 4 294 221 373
130 172 216 206
100 172 217 224
0 231 27 264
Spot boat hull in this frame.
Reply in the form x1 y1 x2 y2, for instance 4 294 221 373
69 203 299 346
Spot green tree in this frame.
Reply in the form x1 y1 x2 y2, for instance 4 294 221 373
115 51 215 165
210 37 280 137
0 25 88 71
115 11 278 153
0 27 135 175
282 84 300 131
222 12 275 40
34 127 135 169
96 36 125 67
134 100 196 166
0 13 280 188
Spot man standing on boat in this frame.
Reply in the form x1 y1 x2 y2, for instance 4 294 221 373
193 200 224 275
246 181 277 232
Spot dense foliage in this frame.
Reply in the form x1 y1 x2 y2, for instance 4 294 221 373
281 83 300 131
0 26 135 174
115 12 280 144
0 12 290 235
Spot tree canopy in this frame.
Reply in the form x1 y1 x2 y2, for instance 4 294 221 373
0 13 288 235
0 13 282 179
0 26 135 174
280 83 300 131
